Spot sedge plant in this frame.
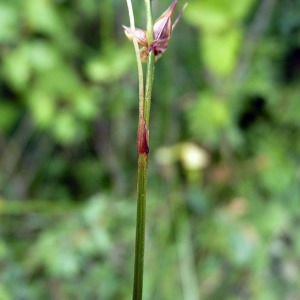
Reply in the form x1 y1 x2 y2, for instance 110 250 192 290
123 1 187 299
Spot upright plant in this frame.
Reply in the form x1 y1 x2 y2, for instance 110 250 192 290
123 1 187 299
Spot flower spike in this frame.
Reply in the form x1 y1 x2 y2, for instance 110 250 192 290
123 1 187 62
122 26 148 47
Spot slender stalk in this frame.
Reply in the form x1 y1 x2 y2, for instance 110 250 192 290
125 1 187 298
144 0 155 127
125 0 144 111
133 153 148 300
130 1 155 299
125 0 156 298
123 6 145 296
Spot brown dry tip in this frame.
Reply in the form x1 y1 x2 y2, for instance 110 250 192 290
136 119 149 155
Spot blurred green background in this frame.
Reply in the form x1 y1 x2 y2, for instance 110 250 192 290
1 0 300 299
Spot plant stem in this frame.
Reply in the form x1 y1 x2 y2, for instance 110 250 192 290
132 1 155 299
133 153 148 300
125 0 144 110
144 0 155 128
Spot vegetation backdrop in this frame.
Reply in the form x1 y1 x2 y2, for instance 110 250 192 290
1 0 300 299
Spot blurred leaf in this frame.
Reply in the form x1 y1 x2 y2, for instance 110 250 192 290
27 89 56 128
0 102 19 132
254 202 288 237
184 3 228 31
73 90 102 120
186 92 230 145
0 285 10 300
0 3 19 43
23 0 70 45
258 152 294 195
2 45 30 91
34 64 82 97
185 0 257 75
228 224 257 265
85 47 134 83
202 29 242 76
27 40 60 72
185 0 257 31
52 111 83 144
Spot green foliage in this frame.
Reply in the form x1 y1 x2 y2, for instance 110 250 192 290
0 196 135 299
185 0 257 75
186 92 230 145
1 0 300 299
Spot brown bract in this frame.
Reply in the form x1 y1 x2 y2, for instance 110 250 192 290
123 0 187 62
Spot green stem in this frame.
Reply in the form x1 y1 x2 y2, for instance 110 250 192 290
125 0 144 113
133 153 148 300
144 52 155 127
144 0 155 127
132 1 155 300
